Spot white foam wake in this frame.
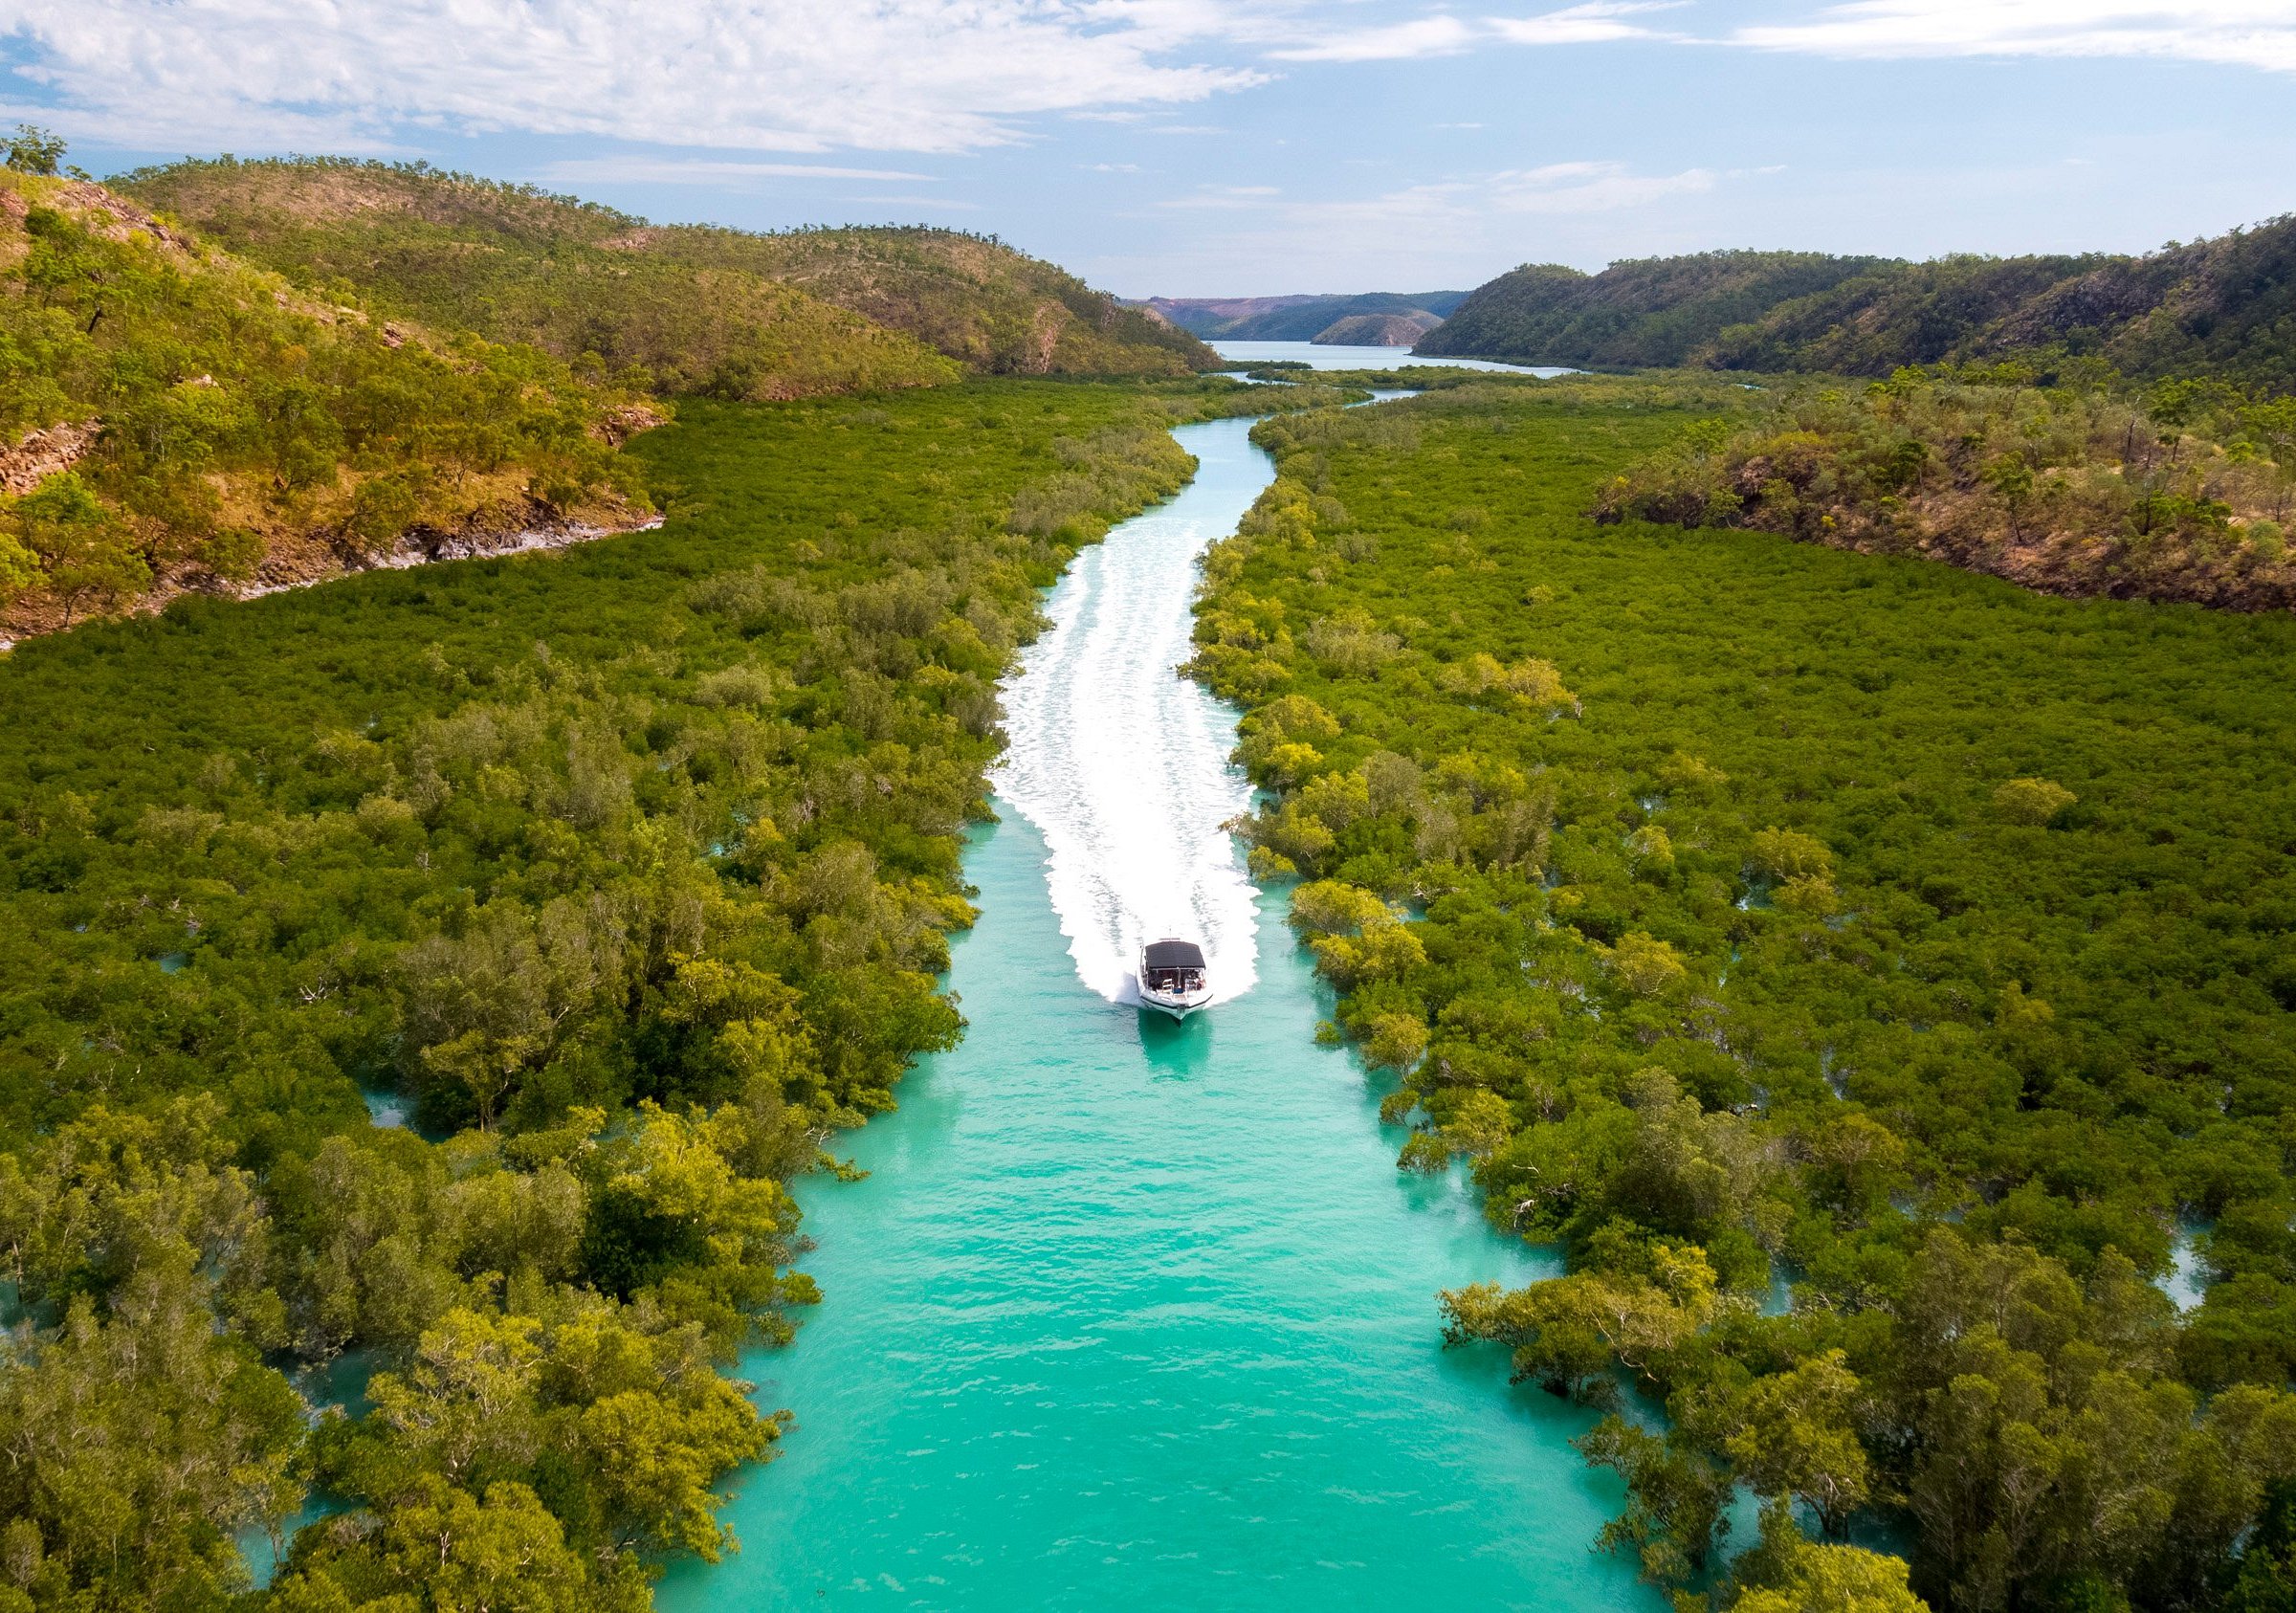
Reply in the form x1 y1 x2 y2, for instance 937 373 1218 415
994 418 1270 1006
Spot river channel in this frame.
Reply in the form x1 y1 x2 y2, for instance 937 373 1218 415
657 410 1661 1610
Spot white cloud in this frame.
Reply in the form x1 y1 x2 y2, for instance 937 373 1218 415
0 94 410 157
1261 1 1686 63
1733 0 2296 74
1269 14 1477 60
1468 0 2296 72
1293 160 1714 232
1488 1 1689 47
0 0 1278 155
1266 4 1685 62
1092 158 1731 291
1248 0 2296 75
1488 160 1716 211
1149 158 1713 234
536 158 933 186
19 0 2285 173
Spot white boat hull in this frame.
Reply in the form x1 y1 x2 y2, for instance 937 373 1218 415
1138 986 1213 1021
1137 938 1211 1020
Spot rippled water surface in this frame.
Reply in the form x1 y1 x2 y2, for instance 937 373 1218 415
661 416 1658 1611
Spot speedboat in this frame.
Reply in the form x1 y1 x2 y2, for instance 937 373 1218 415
1137 938 1212 1020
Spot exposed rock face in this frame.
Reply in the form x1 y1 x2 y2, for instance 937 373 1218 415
0 421 97 495
1 497 667 648
55 180 198 250
1599 446 2296 613
1312 312 1441 346
238 508 667 598
596 403 670 446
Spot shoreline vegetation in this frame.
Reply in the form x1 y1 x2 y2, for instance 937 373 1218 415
1191 374 2296 1613
0 374 1342 1611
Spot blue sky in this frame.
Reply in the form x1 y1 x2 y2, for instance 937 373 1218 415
4 0 2294 296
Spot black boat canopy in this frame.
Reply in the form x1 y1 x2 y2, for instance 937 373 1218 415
1143 939 1206 970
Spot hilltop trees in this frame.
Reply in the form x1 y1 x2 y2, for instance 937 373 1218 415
3 124 63 177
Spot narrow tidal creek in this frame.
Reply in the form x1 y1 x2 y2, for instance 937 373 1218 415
658 415 1663 1610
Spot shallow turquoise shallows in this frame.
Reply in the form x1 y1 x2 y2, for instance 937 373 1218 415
658 416 1662 1611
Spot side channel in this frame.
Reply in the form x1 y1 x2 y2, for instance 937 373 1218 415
658 414 1663 1611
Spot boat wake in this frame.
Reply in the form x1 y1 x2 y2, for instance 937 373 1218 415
995 418 1270 1007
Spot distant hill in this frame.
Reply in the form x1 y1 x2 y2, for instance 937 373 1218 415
1142 290 1468 342
1313 312 1440 346
118 158 1216 388
1416 252 1892 368
1699 227 2296 389
1422 219 2296 389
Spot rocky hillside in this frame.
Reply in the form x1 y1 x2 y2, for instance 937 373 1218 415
659 222 1215 377
1143 290 1467 342
119 159 1215 385
1416 252 1892 368
1424 219 2296 390
0 166 655 642
1699 223 2296 389
1312 311 1438 345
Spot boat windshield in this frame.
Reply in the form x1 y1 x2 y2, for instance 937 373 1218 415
1142 939 1206 995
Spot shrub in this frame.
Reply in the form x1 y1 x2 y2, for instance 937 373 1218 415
1994 776 2076 825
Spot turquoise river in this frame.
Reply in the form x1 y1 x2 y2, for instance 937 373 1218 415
657 407 1663 1610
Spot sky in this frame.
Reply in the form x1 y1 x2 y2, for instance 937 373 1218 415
3 0 2295 297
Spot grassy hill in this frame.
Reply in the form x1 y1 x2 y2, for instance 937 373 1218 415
117 159 1213 385
1422 220 2296 390
0 166 651 640
657 222 1216 376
